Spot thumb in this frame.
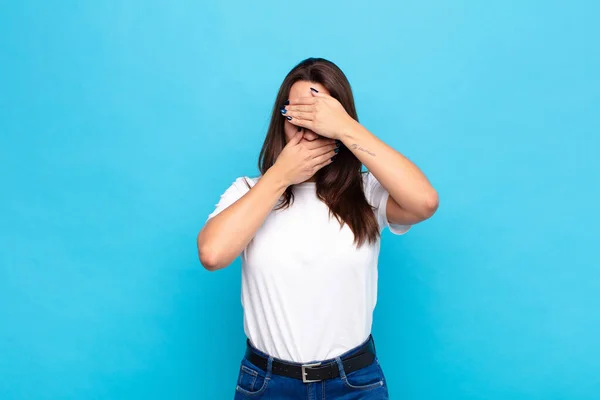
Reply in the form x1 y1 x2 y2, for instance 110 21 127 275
289 130 304 146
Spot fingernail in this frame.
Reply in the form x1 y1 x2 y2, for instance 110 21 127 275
284 99 290 105
335 139 341 146
334 147 340 153
280 107 287 114
286 116 292 120
310 87 319 93
331 155 337 161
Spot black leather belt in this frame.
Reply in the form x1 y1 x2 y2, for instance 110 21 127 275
245 335 377 383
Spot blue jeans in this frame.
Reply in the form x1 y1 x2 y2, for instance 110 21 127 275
234 334 390 399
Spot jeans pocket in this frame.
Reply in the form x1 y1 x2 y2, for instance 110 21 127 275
235 358 270 396
342 357 386 391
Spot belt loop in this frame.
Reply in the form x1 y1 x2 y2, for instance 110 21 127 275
266 355 273 378
334 356 347 380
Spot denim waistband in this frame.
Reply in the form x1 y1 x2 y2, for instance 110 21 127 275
245 333 376 366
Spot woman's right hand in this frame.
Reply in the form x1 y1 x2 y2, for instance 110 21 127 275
272 131 339 187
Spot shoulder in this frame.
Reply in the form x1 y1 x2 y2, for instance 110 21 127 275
232 175 259 191
219 175 260 197
206 175 260 220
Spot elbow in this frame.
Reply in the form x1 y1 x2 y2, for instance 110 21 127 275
420 190 439 220
197 232 223 272
198 245 221 271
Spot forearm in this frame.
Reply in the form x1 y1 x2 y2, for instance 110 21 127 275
197 167 288 271
339 119 438 218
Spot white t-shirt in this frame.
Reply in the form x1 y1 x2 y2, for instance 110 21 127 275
206 171 411 363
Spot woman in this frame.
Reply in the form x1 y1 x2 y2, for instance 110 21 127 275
197 57 438 399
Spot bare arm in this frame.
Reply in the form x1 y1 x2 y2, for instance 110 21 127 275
340 120 439 223
197 167 288 271
197 132 337 271
285 88 439 225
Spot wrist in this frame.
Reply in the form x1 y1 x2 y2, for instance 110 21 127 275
337 118 363 143
265 164 290 192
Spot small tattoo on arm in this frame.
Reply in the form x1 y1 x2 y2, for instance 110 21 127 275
350 143 376 156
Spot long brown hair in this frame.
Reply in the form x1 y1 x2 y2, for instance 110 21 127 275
253 57 380 247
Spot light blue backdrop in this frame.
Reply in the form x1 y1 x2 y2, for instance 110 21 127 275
1 1 598 399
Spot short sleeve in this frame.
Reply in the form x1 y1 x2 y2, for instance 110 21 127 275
362 171 411 235
206 176 256 221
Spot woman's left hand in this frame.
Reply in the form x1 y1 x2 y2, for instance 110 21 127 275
282 88 356 140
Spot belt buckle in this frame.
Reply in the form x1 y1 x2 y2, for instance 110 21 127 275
301 362 322 383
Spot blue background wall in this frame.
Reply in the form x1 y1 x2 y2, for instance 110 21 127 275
1 1 598 399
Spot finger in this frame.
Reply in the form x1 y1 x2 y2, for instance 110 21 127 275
304 137 336 150
311 142 338 157
285 116 312 130
284 110 313 120
312 157 334 174
283 104 314 113
288 96 317 106
311 148 337 169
